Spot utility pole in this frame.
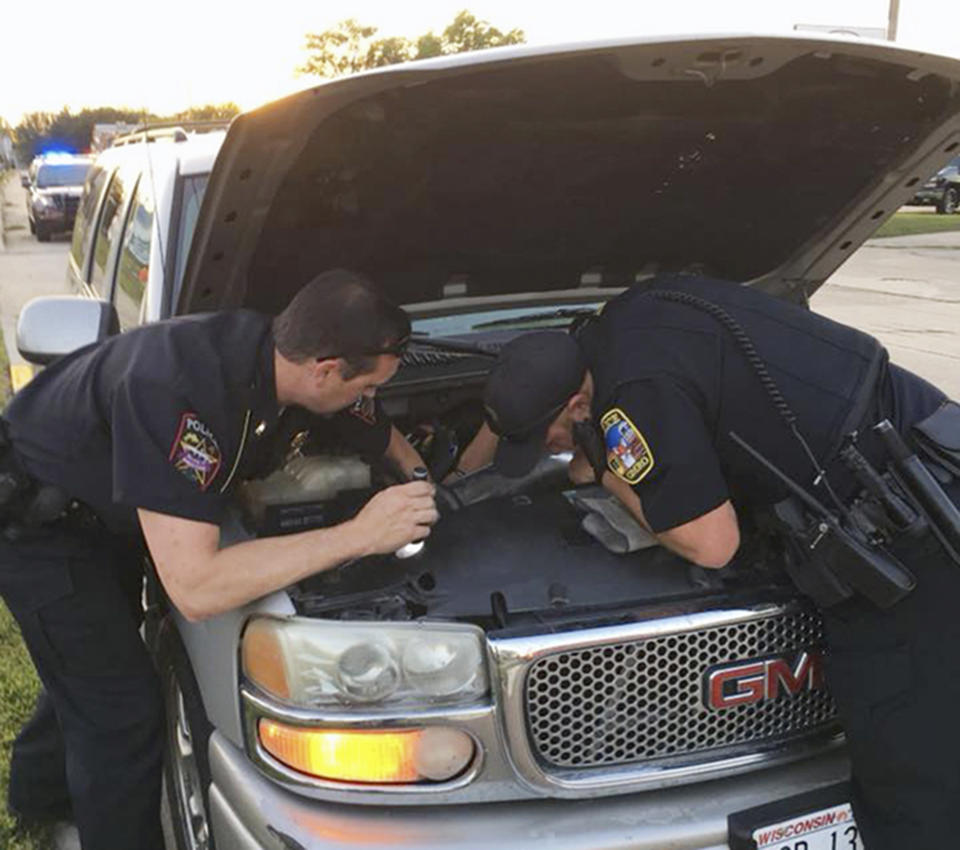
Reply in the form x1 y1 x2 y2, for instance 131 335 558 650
888 0 900 41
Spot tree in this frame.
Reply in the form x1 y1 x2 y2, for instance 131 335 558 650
297 9 526 79
441 11 525 54
12 103 240 161
297 19 383 78
173 103 241 122
12 111 56 162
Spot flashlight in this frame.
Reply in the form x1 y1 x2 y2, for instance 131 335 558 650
395 467 429 560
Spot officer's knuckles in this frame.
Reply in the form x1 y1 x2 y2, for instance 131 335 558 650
403 480 434 496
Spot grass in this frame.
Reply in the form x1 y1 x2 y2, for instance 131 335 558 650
874 209 960 238
0 327 52 850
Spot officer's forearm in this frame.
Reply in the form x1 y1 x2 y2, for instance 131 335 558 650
385 425 427 479
139 508 370 621
599 473 739 568
454 422 499 476
599 471 654 532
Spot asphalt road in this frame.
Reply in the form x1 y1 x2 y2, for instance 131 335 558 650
814 231 960 398
0 173 73 389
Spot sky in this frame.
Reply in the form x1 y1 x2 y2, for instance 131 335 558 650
2 0 957 127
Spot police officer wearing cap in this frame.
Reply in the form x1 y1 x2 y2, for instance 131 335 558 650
479 272 960 850
0 269 437 850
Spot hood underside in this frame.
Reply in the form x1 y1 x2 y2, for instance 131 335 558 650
181 35 960 314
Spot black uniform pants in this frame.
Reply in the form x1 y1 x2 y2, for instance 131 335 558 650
0 523 164 850
822 479 960 850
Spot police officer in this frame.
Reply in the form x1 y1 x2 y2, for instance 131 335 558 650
480 272 960 850
0 268 437 849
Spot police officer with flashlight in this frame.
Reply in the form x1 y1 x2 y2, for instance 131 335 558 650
479 272 960 850
0 269 437 849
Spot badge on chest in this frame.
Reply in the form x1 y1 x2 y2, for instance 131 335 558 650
601 407 654 484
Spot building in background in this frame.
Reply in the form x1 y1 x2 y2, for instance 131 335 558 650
1 134 14 168
91 123 137 151
794 23 889 40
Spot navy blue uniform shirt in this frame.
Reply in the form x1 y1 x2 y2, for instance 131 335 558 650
4 310 390 533
579 275 945 533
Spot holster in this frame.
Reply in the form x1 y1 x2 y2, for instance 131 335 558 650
913 400 960 478
0 420 73 541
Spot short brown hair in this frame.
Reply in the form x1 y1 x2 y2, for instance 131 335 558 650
273 269 410 377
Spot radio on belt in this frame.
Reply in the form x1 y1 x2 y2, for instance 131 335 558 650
395 466 430 560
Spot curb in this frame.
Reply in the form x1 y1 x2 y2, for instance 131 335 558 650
9 363 33 392
0 170 8 253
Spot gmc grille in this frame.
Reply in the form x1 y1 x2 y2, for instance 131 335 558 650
524 608 837 770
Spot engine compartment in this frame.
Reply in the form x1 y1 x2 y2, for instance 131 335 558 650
238 353 787 626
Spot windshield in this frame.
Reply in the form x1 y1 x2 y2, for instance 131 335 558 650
939 156 960 177
36 163 91 188
412 302 601 336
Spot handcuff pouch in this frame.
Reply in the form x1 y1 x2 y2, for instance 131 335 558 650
912 400 960 478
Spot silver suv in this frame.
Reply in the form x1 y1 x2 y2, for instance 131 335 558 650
17 34 960 850
63 126 225 329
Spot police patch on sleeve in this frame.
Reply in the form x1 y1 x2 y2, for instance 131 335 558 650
349 396 377 426
168 412 222 491
601 407 654 484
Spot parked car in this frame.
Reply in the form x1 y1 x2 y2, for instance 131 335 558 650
22 153 93 242
64 126 226 329
908 155 960 213
16 33 960 850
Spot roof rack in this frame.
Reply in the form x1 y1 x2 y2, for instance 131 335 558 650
110 120 231 148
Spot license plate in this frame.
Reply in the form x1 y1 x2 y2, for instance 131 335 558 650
728 783 864 850
752 802 862 850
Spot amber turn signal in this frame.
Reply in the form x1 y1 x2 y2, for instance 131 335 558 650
258 720 475 784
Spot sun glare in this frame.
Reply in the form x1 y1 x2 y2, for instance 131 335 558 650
2 0 956 127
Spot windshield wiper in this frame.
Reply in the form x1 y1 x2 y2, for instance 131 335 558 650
409 333 499 359
471 307 599 330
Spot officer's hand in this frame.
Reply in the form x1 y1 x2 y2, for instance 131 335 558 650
568 448 597 485
352 481 438 556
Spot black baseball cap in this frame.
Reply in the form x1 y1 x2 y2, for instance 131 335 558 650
483 332 587 477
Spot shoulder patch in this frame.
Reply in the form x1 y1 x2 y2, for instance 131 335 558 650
168 412 222 491
601 407 654 484
349 395 377 426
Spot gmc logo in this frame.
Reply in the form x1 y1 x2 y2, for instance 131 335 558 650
703 650 824 711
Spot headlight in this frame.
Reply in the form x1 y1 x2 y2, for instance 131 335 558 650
34 194 57 208
242 617 488 708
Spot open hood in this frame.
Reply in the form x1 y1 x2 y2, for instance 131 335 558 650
180 34 960 315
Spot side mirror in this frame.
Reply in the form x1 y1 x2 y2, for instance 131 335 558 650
20 174 30 188
16 297 119 365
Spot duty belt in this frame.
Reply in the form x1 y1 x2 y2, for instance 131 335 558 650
0 420 96 542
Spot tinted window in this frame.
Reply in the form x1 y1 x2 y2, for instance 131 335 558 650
113 178 153 329
90 166 135 296
70 166 110 272
36 163 91 188
173 174 210 295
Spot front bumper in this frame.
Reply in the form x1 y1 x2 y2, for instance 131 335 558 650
208 731 851 850
909 187 945 204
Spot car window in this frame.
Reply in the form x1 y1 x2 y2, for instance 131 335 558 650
36 163 90 188
90 165 137 296
70 166 110 274
113 177 153 330
173 174 210 295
